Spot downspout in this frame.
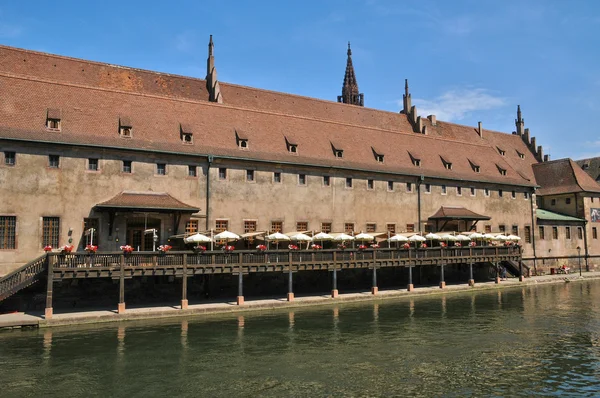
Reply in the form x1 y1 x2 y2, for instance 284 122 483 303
205 156 213 231
417 176 423 233
583 220 589 271
530 189 537 274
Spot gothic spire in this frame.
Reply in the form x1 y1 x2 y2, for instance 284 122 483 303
337 42 364 106
206 35 222 103
402 78 412 114
515 104 524 135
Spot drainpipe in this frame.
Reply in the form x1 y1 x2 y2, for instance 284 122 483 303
417 176 423 233
583 220 589 271
530 189 537 274
206 156 213 231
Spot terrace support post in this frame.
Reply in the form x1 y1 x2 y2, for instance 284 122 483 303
495 262 500 284
519 260 524 282
468 248 475 286
371 249 378 295
118 254 126 314
44 254 53 320
237 267 244 305
439 250 446 289
332 251 339 298
181 254 188 309
407 248 414 291
287 267 294 302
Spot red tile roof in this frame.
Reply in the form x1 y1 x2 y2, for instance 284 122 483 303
533 159 600 195
0 45 541 187
95 191 199 212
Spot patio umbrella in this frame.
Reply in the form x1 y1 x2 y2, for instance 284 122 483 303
333 233 355 242
425 232 441 247
439 233 458 241
267 232 290 249
495 234 509 241
455 234 471 241
183 233 212 244
408 235 426 248
469 232 484 239
313 232 334 248
213 230 240 241
506 234 521 241
289 233 313 249
389 234 409 242
482 233 495 240
354 232 374 242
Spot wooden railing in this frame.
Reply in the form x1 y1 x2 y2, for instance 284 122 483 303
49 246 520 269
0 254 47 301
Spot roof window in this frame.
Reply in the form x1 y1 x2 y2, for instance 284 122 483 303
285 137 298 154
119 116 132 138
180 124 193 144
468 159 480 173
372 147 384 163
516 150 525 159
46 108 61 131
440 156 452 170
497 147 506 156
408 151 421 167
497 164 507 176
331 142 343 159
235 129 249 149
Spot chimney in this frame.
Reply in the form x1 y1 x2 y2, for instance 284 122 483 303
427 114 436 126
422 125 428 135
530 136 536 150
523 128 530 144
477 121 483 138
543 154 550 162
416 116 423 133
537 145 543 160
410 105 418 124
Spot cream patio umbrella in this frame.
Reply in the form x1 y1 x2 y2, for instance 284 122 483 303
213 230 240 242
184 233 212 244
425 232 442 247
289 233 313 250
313 232 334 248
267 232 290 250
506 234 521 241
408 234 426 248
354 232 375 242
333 233 355 242
389 234 409 249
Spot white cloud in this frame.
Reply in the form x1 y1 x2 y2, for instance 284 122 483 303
411 88 506 122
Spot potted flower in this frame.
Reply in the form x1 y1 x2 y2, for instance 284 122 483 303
256 244 267 252
120 245 134 254
194 245 207 253
310 244 322 250
85 244 98 254
337 243 347 250
223 245 235 252
440 242 447 248
358 244 368 251
454 242 462 247
43 245 53 252
158 244 172 254
469 241 476 247
288 244 299 250
370 243 380 249
60 245 74 254
402 243 410 250
420 243 427 249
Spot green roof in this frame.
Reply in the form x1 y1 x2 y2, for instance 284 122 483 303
536 209 585 222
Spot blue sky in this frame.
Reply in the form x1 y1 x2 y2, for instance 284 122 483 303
1 0 599 160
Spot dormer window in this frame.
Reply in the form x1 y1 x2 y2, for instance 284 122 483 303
408 151 421 167
46 108 61 131
440 156 452 170
468 159 480 173
119 116 132 138
517 150 525 159
497 165 507 176
497 147 506 156
285 137 298 154
180 124 193 144
372 147 384 163
335 149 343 158
331 142 344 159
235 129 249 149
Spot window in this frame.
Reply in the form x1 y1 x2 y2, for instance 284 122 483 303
215 220 228 233
346 177 353 188
524 226 531 243
484 225 492 233
593 227 598 239
484 188 490 197
289 145 298 154
552 227 558 240
441 185 447 195
88 158 99 171
444 162 453 170
412 158 421 167
367 179 374 190
244 220 257 234
47 118 61 130
181 133 193 144
119 126 132 137
498 167 507 176
185 220 199 234
83 218 99 246
0 216 16 249
406 224 415 233
497 147 506 156
246 169 255 182
387 224 396 234
4 151 15 166
551 199 556 206
565 227 571 239
42 217 60 248
123 160 132 173
271 221 283 233
406 182 413 192
524 192 529 199
456 186 462 196
473 166 480 173
512 225 518 236
539 226 545 240
334 149 343 158
219 168 227 180
470 187 476 196
424 224 432 233
188 165 197 177
499 225 506 233
425 184 431 193
511 191 516 199
578 227 583 240
321 223 332 233
298 174 306 185
274 172 281 183
517 151 525 159
49 155 60 168
498 189 503 198
375 154 384 163
344 223 354 234
566 198 571 205
387 181 394 191
366 223 376 233
156 163 166 175
296 221 308 232
323 176 330 186
238 139 248 149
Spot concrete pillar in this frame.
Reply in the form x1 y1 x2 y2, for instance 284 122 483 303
287 268 294 302
407 265 414 291
468 260 475 286
182 254 188 309
495 263 500 284
237 270 244 305
118 254 126 314
332 266 339 298
439 263 445 289
45 255 53 319
371 267 378 295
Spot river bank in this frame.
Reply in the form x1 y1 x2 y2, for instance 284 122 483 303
2 271 599 330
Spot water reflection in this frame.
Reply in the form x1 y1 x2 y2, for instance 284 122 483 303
42 329 52 361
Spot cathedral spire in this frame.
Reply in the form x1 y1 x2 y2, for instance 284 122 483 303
206 35 222 103
337 42 364 106
402 79 412 114
515 104 524 135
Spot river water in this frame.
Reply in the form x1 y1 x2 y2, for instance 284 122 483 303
2 281 600 397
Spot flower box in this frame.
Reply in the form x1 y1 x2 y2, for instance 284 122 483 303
310 244 322 250
158 244 172 253
85 244 98 253
256 244 267 252
120 245 134 254
288 244 299 250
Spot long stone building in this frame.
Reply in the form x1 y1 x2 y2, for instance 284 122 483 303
1 37 599 275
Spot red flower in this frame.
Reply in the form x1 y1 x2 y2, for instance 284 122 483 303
358 244 368 251
311 244 322 250
195 245 207 252
370 244 380 249
43 245 53 252
256 244 267 251
224 245 235 252
454 242 462 247
158 245 172 252
440 242 447 248
288 244 299 250
420 243 427 249
469 242 476 247
402 243 410 250
120 245 134 253
85 244 98 253
60 245 74 254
